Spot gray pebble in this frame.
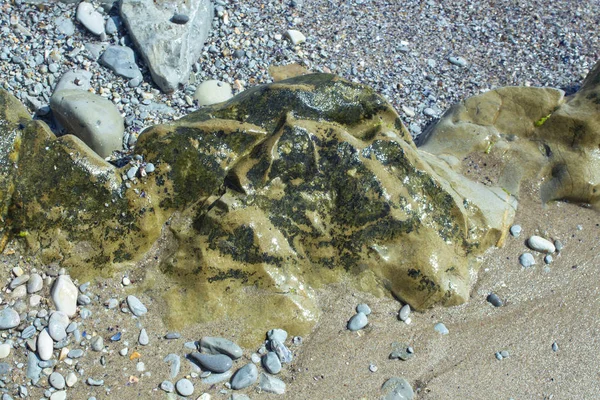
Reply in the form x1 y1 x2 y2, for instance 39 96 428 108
554 240 564 252
527 235 556 253
27 273 43 293
160 380 174 392
49 372 65 390
544 254 553 264
270 339 292 363
347 312 368 331
500 350 510 358
448 56 468 67
163 353 180 379
495 352 503 360
201 371 232 385
9 274 29 289
381 377 414 400
434 323 449 335
356 304 371 316
87 378 104 386
0 363 11 376
519 253 535 267
171 14 189 24
145 163 155 173
126 295 147 316
552 342 559 352
509 224 522 237
21 326 36 339
165 332 181 340
486 293 503 307
398 304 411 321
200 337 243 359
267 328 288 343
139 328 149 346
189 352 232 373
0 308 20 330
68 349 84 358
230 363 258 390
48 311 69 341
262 352 282 374
389 342 414 361
175 378 194 396
91 336 104 352
258 372 286 394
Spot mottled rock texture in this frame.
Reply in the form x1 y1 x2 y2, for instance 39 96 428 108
1 63 598 338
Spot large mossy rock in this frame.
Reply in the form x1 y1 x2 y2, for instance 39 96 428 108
418 59 600 209
7 61 599 338
133 74 516 329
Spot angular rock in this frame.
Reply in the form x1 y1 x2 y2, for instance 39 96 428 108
76 2 105 36
194 80 233 106
99 46 143 81
199 337 243 359
285 29 306 45
51 275 78 317
50 89 124 158
120 0 212 92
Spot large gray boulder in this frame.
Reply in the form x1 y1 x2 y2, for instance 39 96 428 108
120 0 212 92
50 90 124 158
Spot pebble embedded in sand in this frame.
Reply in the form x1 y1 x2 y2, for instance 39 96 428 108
51 275 78 317
398 304 411 321
509 225 522 237
527 236 556 253
231 363 258 390
486 293 503 307
176 378 194 396
347 312 368 331
356 304 371 315
0 308 20 330
434 323 449 335
519 253 535 267
126 295 147 317
37 329 53 361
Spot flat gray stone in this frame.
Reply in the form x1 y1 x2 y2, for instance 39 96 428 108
259 372 286 394
50 90 124 158
53 70 93 94
0 308 20 330
126 295 147 317
200 337 243 359
26 351 42 384
175 378 194 396
76 2 105 36
189 352 232 373
99 46 142 81
267 329 288 343
163 353 180 379
27 273 43 293
201 370 231 385
230 363 258 390
120 0 212 92
48 311 69 341
269 339 292 363
382 377 414 400
49 372 66 390
262 352 281 374
519 252 535 268
9 274 29 289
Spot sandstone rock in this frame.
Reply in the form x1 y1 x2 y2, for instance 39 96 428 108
50 89 124 158
120 0 212 92
269 63 310 82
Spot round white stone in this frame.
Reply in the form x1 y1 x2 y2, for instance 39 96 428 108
193 80 233 106
527 235 556 253
37 329 54 361
0 343 11 359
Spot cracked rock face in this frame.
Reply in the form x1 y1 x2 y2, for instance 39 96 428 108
2 64 598 337
120 0 212 93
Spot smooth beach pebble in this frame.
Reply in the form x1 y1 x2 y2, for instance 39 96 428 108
126 295 147 317
356 303 371 315
176 378 194 396
189 353 233 373
398 304 411 321
347 312 368 331
509 225 522 237
434 323 449 335
0 308 20 330
0 344 10 359
262 352 282 374
267 328 288 343
381 377 414 400
231 363 258 390
519 253 535 267
200 337 243 359
527 236 556 253
486 293 503 307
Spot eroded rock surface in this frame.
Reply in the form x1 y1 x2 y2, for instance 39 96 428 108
1 63 598 336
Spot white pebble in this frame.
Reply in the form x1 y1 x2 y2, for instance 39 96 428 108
527 235 556 253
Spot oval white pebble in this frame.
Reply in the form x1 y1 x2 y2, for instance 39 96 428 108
176 378 194 396
527 235 555 253
0 343 11 359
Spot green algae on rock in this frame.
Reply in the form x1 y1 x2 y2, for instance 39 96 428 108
4 63 599 338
